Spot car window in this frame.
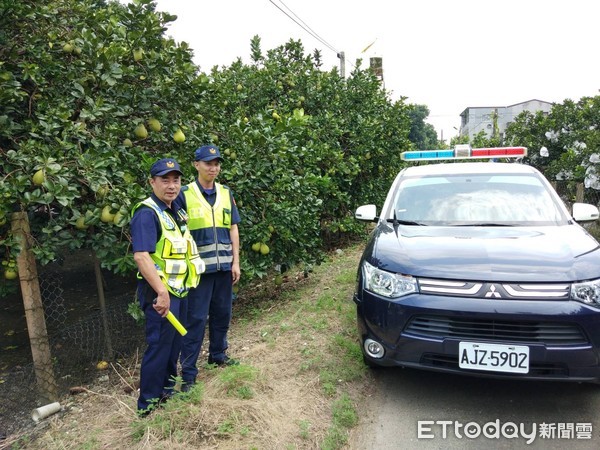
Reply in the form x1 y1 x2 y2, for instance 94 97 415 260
392 173 566 225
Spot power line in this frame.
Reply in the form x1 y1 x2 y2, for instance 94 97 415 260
267 0 339 54
277 0 339 53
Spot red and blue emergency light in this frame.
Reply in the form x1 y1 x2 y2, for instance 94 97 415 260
401 144 527 161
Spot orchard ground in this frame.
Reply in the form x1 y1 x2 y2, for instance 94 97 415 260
8 244 377 450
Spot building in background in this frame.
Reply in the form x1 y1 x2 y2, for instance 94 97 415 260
459 99 553 141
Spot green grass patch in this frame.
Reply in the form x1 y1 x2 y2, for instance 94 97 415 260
217 416 236 435
332 393 358 428
321 393 358 449
335 270 356 285
216 411 251 438
298 419 311 439
130 382 205 442
217 364 259 399
76 431 100 450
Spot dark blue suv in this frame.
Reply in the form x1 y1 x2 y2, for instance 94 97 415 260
354 147 600 382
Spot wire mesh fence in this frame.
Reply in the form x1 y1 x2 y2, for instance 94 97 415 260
0 253 143 440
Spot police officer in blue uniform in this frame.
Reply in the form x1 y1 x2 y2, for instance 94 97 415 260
179 145 241 390
131 158 203 415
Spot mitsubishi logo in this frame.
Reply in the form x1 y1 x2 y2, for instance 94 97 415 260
485 285 502 298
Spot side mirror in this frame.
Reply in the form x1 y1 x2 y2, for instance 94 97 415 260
355 204 378 222
572 203 599 222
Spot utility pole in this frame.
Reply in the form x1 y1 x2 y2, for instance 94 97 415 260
337 51 345 78
492 108 500 142
369 57 384 84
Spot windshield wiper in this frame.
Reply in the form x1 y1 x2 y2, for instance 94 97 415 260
386 219 425 226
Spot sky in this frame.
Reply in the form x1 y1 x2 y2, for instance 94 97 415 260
144 0 599 142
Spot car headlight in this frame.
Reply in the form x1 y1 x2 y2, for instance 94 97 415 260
362 261 417 298
571 279 600 308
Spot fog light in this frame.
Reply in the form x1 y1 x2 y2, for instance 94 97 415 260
364 338 384 359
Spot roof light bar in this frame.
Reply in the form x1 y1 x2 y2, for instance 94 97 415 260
401 145 527 161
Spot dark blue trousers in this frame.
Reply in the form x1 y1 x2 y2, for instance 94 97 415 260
180 271 233 384
137 285 187 411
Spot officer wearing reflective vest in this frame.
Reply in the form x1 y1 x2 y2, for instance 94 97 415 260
179 145 241 390
130 158 204 415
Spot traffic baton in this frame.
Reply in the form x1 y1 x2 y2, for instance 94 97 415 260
165 311 188 336
153 299 188 336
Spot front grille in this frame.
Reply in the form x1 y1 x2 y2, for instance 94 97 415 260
405 315 588 345
420 353 569 377
418 278 570 300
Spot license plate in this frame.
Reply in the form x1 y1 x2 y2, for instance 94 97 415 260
459 342 529 374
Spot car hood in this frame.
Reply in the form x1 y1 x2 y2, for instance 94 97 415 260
368 224 600 282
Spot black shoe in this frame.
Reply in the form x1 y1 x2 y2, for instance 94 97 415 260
138 402 161 418
137 392 171 418
180 381 195 393
138 408 152 418
208 355 240 366
159 392 173 405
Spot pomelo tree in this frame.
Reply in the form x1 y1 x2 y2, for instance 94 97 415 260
1 0 414 294
1 0 213 292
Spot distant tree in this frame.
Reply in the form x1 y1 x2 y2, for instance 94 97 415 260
407 104 438 149
471 131 502 149
505 96 600 183
449 134 469 147
504 110 550 171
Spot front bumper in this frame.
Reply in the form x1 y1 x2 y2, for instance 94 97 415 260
354 290 600 382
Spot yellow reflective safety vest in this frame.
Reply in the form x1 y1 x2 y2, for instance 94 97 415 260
184 182 233 273
133 197 204 297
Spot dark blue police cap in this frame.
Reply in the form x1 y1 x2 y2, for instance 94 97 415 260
150 158 183 177
194 145 223 162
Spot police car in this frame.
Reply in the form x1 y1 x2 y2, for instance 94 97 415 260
354 145 600 382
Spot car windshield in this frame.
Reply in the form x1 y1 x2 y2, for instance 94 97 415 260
391 172 567 226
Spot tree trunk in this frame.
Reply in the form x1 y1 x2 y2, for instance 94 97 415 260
11 211 58 402
94 253 114 360
576 183 585 203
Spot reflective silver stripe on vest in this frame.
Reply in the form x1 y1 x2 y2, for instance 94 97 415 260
167 261 186 292
198 243 232 253
201 254 233 267
198 243 233 269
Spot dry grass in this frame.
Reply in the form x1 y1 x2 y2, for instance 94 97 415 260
12 245 369 450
